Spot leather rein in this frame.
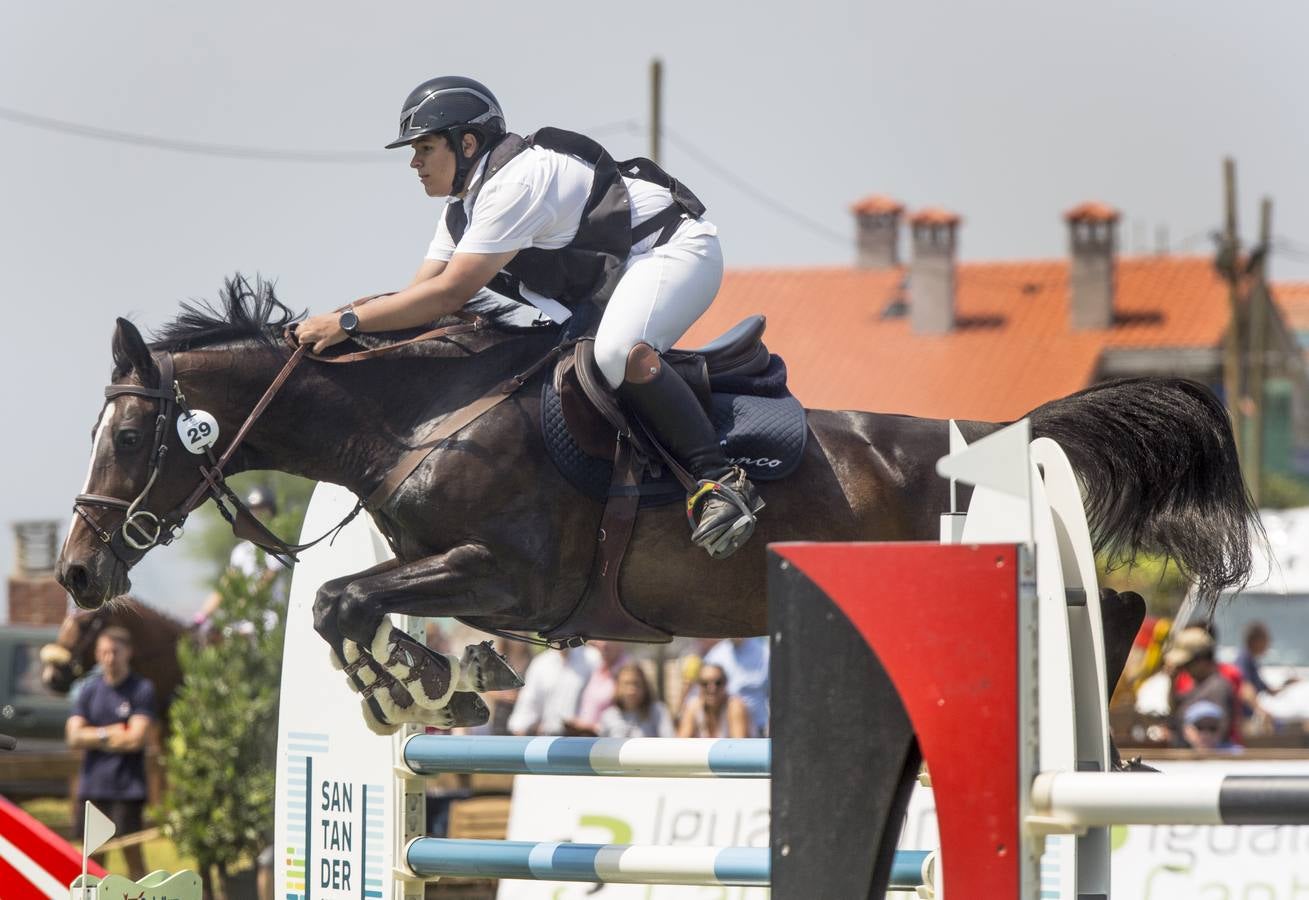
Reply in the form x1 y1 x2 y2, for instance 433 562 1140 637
72 309 519 570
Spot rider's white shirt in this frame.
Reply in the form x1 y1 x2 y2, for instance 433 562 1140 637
424 145 684 321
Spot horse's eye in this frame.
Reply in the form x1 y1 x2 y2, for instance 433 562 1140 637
115 429 142 450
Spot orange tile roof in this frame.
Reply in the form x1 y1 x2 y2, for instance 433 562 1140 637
1274 281 1309 332
682 255 1232 422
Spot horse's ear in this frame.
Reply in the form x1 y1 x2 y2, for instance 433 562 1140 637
111 317 160 386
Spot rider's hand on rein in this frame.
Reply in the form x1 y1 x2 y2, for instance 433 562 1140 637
296 312 349 354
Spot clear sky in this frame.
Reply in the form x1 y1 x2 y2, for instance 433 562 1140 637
4 1 1308 618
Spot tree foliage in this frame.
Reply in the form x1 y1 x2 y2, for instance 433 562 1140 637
182 471 314 581
161 472 309 893
161 566 287 890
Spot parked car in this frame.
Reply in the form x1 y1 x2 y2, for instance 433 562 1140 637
0 624 70 747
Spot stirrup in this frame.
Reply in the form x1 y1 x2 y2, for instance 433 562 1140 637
686 469 764 559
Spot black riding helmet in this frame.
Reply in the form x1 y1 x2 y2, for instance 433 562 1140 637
385 76 506 193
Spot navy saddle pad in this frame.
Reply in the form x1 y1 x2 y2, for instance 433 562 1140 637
541 354 807 507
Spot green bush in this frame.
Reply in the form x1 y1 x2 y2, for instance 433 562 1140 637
160 564 287 893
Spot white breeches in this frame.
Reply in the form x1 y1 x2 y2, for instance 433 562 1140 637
594 218 724 389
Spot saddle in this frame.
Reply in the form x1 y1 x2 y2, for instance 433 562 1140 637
540 316 807 645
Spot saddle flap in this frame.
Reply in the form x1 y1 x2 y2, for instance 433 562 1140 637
554 344 621 460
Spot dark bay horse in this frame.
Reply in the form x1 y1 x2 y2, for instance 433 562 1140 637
56 279 1259 732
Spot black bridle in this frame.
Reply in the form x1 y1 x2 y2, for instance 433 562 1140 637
72 344 362 571
74 353 186 566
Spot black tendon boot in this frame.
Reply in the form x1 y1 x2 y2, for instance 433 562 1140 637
618 344 765 558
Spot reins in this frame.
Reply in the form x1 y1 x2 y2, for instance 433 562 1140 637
76 305 565 571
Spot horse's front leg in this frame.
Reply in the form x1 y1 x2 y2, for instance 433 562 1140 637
312 544 523 733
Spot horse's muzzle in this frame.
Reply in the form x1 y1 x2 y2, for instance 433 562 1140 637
56 556 128 610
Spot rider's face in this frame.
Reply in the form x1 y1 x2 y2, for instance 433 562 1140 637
410 134 475 198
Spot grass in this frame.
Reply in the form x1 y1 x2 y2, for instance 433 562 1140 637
20 796 198 876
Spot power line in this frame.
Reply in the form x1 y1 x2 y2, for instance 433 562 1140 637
0 103 389 163
0 103 643 164
662 127 849 247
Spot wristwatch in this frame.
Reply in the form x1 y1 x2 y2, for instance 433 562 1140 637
339 310 361 337
97 727 108 746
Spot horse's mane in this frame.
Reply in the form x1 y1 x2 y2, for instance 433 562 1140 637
144 273 558 360
149 275 304 353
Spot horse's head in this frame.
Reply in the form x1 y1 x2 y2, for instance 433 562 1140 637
57 318 208 608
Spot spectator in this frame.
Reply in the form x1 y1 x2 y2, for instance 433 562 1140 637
1178 699 1238 751
677 663 750 738
597 663 674 738
65 627 156 880
703 637 769 735
507 645 599 736
1235 621 1298 723
567 641 631 736
1167 627 1242 747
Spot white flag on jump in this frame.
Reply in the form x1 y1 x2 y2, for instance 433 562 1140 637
79 801 116 898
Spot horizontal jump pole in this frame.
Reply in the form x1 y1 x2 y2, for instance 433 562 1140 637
1032 773 1309 826
405 839 934 891
403 735 770 778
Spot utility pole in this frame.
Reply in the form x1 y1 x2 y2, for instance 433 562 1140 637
1245 197 1274 506
648 60 670 701
1218 158 1245 464
649 57 663 165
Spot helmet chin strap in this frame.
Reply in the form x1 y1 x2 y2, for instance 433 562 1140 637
449 130 497 195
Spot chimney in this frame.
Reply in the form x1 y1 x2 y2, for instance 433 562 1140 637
908 207 961 335
8 521 68 626
1064 201 1119 330
851 195 904 268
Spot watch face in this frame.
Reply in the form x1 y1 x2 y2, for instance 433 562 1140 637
340 311 359 334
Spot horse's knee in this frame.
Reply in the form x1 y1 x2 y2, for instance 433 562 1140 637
312 582 346 644
336 583 384 646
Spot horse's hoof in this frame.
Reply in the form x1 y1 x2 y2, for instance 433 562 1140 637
369 625 458 711
458 641 524 693
431 691 490 729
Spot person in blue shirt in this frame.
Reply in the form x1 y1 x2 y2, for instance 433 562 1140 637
1235 621 1298 724
65 626 156 879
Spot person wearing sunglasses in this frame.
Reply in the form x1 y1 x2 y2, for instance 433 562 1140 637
677 663 750 738
1178 699 1236 751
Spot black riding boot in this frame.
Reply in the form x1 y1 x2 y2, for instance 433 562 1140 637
618 346 764 559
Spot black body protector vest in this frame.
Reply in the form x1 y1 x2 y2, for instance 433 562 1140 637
446 127 705 315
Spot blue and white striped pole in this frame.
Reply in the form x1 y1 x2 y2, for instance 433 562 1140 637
406 839 935 891
403 735 770 778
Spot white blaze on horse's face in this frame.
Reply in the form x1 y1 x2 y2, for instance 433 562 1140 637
64 399 119 558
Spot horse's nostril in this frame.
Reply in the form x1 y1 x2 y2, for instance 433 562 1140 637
62 563 91 599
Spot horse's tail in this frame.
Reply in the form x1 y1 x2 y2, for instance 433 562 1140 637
1025 376 1261 612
